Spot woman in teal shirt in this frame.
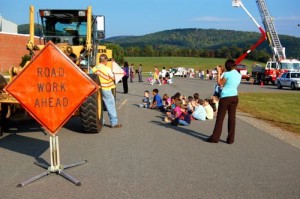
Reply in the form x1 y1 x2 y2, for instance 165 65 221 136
207 59 242 144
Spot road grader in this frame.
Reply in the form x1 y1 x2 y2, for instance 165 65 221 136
0 6 111 134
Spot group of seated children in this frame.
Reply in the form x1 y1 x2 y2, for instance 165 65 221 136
139 89 219 127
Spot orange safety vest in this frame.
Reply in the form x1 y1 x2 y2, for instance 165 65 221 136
93 64 115 90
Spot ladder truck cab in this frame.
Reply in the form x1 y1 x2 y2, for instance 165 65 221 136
252 0 300 84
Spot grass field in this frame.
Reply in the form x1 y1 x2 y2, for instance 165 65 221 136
125 57 299 135
238 93 300 134
125 57 263 72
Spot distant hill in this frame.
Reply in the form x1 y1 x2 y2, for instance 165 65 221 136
105 28 300 60
17 24 300 61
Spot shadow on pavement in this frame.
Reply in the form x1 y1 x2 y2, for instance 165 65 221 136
150 120 227 143
0 133 49 158
4 118 47 135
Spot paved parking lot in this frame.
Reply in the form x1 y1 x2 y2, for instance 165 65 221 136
0 77 299 199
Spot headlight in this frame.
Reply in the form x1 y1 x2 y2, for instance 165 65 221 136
40 10 51 17
78 11 86 16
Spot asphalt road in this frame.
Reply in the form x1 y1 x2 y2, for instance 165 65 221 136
0 77 299 199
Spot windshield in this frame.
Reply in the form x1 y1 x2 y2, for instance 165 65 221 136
42 18 87 36
280 62 300 70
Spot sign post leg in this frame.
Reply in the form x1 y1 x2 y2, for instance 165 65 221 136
18 136 87 187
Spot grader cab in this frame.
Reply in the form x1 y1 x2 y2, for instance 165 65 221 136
0 6 111 134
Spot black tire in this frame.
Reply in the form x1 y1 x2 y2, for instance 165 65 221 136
277 81 282 89
291 82 296 90
79 74 103 133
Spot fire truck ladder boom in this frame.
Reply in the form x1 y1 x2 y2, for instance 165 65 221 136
232 0 267 64
256 0 286 60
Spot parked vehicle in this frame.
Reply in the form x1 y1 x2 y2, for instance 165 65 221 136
234 0 300 85
236 64 250 81
173 67 187 77
275 71 300 90
252 0 300 85
252 60 300 85
252 62 278 85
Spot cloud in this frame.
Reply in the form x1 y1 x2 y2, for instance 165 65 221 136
192 16 238 23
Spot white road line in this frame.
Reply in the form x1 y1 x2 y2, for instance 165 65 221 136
118 99 127 110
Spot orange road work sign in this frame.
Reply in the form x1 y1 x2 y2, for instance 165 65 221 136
5 41 98 135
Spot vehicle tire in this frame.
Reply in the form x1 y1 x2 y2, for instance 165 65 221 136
291 82 296 90
79 74 103 133
277 81 282 89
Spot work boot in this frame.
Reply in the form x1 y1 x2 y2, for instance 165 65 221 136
111 124 122 128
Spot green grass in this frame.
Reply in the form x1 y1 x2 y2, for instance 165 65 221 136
238 93 300 134
125 57 262 72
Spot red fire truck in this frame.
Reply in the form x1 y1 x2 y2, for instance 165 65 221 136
233 0 300 85
251 0 300 84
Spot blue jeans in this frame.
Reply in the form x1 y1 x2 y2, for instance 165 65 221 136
178 119 190 126
102 89 118 126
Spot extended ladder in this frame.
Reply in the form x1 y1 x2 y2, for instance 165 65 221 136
256 0 286 60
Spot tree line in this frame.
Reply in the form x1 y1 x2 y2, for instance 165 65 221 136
105 28 300 62
121 44 271 63
18 24 300 63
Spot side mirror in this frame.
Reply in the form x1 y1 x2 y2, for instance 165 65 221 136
96 16 105 39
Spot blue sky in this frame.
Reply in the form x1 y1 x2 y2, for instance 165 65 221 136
1 0 299 38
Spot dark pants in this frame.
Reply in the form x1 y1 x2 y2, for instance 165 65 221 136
210 96 239 144
122 76 128 93
138 73 142 82
130 73 133 82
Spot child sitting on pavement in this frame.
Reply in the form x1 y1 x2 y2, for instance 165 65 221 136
150 88 165 112
162 94 172 110
139 90 151 108
187 96 195 114
164 98 182 123
171 104 191 126
211 95 220 116
204 98 214 120
192 99 207 121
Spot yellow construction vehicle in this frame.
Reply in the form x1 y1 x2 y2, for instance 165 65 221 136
0 6 112 133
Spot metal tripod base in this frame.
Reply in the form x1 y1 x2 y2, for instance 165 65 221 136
17 160 87 187
17 136 87 187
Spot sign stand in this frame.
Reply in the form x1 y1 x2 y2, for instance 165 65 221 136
17 135 87 187
4 42 98 187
